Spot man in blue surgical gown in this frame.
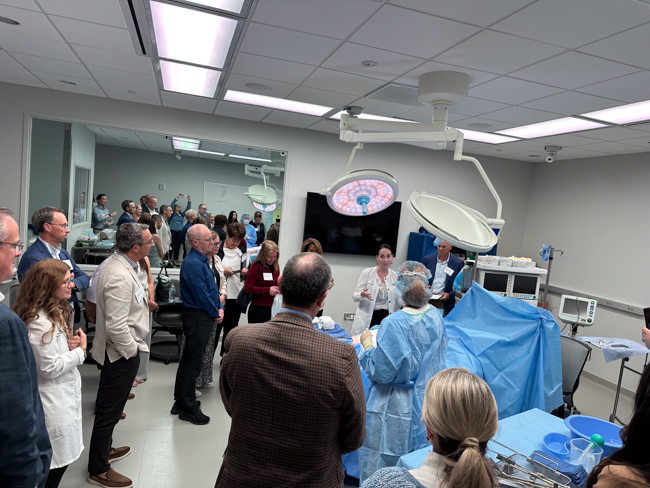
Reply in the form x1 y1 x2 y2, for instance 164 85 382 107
357 261 448 482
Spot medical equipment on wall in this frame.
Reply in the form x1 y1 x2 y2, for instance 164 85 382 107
476 262 547 306
539 244 564 308
559 295 597 338
323 71 506 253
244 164 284 206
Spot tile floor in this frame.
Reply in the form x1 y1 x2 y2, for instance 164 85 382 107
57 355 637 487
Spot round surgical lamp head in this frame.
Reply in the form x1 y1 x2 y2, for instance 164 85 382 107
321 169 398 216
245 184 277 205
407 191 498 253
252 201 278 212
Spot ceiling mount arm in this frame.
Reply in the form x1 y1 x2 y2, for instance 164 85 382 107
345 143 364 172
459 154 503 222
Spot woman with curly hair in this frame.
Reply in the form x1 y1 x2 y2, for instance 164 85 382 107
13 259 87 488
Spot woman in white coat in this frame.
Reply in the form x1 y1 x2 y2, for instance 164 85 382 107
351 244 402 335
13 259 87 488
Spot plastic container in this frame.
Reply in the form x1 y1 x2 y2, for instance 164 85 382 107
543 432 570 459
564 415 623 457
168 284 175 303
499 257 513 267
569 438 603 472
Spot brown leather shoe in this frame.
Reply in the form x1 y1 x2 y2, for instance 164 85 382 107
88 468 133 488
94 407 126 420
108 446 131 462
128 393 135 400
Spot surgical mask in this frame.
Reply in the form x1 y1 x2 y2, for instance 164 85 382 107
243 219 250 225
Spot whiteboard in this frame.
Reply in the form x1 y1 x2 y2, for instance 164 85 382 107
203 182 259 218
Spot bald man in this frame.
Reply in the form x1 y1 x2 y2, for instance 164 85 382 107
422 240 464 316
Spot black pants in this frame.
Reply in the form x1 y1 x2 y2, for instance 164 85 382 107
43 465 68 488
370 309 389 327
88 353 140 475
171 230 183 262
174 309 213 413
215 299 242 357
248 304 271 324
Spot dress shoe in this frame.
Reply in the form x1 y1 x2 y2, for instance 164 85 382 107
179 408 210 425
108 446 131 462
195 389 202 397
128 393 135 400
198 381 214 389
88 468 132 488
171 401 199 415
94 406 126 420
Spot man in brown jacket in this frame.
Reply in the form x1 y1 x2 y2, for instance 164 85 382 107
216 252 366 488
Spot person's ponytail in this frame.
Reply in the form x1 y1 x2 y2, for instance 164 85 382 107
448 438 497 488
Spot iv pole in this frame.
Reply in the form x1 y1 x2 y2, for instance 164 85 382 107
540 245 563 309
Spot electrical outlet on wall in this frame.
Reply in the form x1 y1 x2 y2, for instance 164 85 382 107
159 183 166 190
343 313 355 321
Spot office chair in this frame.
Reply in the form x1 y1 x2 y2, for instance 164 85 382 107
553 335 592 419
150 279 183 365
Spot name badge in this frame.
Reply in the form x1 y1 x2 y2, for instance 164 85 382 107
61 259 73 270
135 287 146 304
263 272 273 281
444 266 454 277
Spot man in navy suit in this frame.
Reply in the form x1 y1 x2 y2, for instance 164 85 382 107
116 199 137 227
422 240 464 316
17 206 89 322
0 207 51 488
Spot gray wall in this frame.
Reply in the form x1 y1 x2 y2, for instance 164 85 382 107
28 119 67 218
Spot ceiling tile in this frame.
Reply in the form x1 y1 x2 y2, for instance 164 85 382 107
11 52 91 79
480 106 561 124
0 0 40 10
389 0 533 27
579 24 650 69
224 73 297 98
215 101 272 121
434 30 564 74
231 52 314 85
49 16 134 54
0 50 20 67
135 132 170 152
349 5 480 59
202 141 237 154
575 141 649 154
301 68 385 96
101 128 147 149
576 71 650 103
453 117 517 133
448 96 510 117
398 106 467 123
499 139 551 151
99 80 160 106
31 70 106 96
239 23 340 66
520 91 621 115
197 152 226 161
572 127 650 141
161 91 217 114
37 0 127 28
0 31 79 62
252 0 380 39
611 135 650 148
86 65 153 84
470 77 563 105
307 119 341 134
264 110 321 128
491 0 650 49
322 42 423 81
72 45 153 75
0 5 62 40
0 77 47 89
626 122 650 132
287 86 356 108
353 97 414 117
0 64 40 82
531 133 603 147
465 145 525 156
264 119 312 129
394 60 499 88
94 134 119 146
554 146 610 159
510 52 640 90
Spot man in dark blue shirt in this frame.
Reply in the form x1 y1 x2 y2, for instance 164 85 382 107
172 224 223 425
116 199 137 227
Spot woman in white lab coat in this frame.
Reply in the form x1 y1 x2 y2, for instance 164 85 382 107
13 259 86 488
351 244 402 335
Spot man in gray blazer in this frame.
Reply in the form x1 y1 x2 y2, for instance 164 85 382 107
88 223 153 488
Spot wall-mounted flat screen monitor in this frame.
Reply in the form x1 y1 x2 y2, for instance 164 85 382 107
482 272 509 293
302 192 401 256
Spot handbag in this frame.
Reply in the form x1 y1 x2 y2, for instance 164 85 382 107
155 264 173 302
235 259 261 309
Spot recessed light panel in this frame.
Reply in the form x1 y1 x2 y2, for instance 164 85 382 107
224 90 332 116
161 60 221 97
151 1 238 69
172 137 201 150
582 100 650 125
186 0 246 15
458 129 518 144
496 117 607 139
229 154 273 162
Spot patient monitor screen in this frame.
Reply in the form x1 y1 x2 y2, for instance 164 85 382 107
512 275 538 295
562 299 590 317
483 273 509 293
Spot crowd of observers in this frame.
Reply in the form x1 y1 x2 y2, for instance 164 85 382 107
2 202 650 488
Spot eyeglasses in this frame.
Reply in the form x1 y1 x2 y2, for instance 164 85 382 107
62 279 74 286
0 241 24 251
142 239 154 245
48 223 69 230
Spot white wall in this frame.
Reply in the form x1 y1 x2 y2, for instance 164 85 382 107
522 153 650 389
0 82 534 328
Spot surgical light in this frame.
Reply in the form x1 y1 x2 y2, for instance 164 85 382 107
160 60 221 98
323 167 399 216
496 117 607 139
582 99 650 125
245 165 284 206
224 90 332 117
252 202 278 212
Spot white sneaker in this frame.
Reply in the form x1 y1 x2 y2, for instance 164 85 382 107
195 389 202 398
203 381 215 389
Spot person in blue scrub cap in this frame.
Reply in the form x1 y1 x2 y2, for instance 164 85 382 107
240 214 258 250
357 261 448 483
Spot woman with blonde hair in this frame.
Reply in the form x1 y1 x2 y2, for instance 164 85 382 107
13 259 87 488
362 367 499 488
244 240 280 323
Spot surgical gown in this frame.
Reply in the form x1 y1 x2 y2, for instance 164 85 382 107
244 224 257 249
358 305 447 482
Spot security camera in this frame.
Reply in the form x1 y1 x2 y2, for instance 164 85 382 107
544 145 561 164
344 106 363 117
174 150 182 160
280 151 287 156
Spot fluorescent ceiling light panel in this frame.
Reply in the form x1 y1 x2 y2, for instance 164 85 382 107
172 137 201 150
151 1 237 69
180 148 225 156
228 154 273 162
224 90 332 116
496 117 607 139
582 99 650 125
458 129 518 144
185 0 246 15
160 60 221 98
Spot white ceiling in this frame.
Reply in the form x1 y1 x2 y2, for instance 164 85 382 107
2 0 650 162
